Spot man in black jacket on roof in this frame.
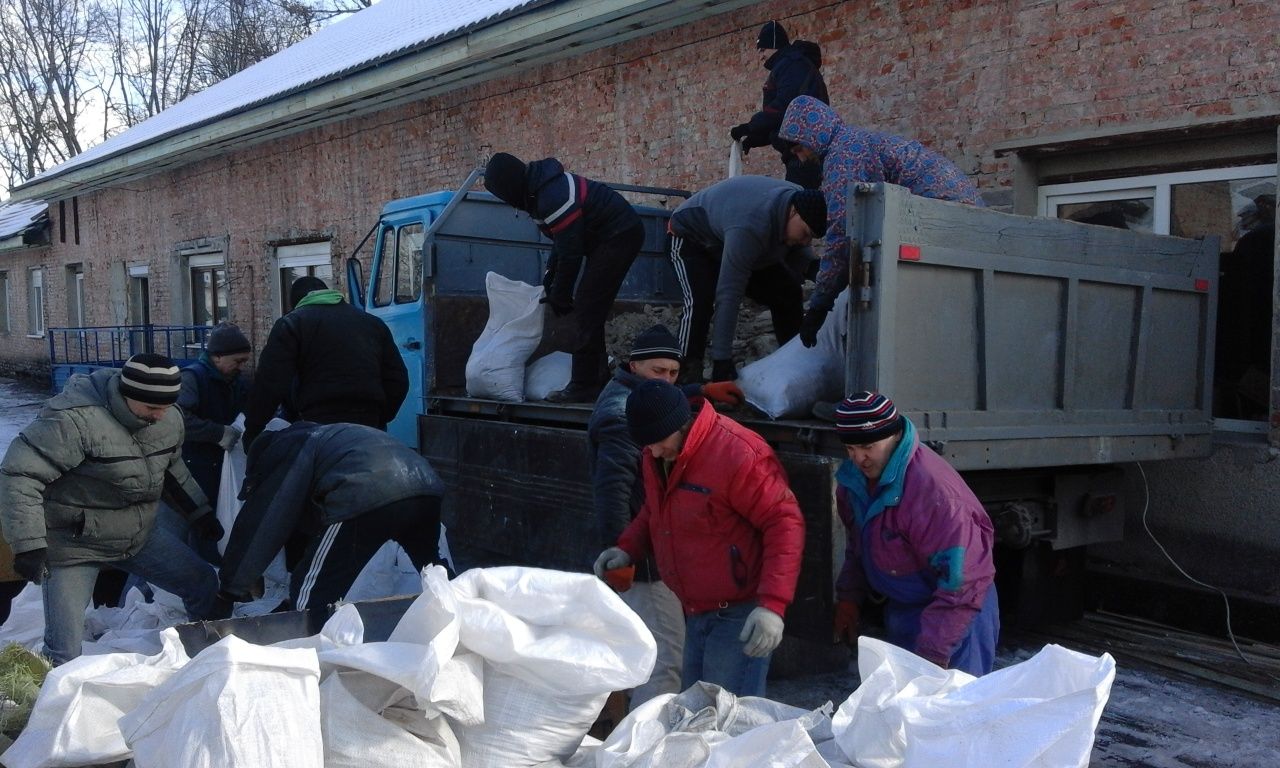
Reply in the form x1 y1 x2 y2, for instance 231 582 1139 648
242 277 408 447
484 152 645 403
730 20 830 189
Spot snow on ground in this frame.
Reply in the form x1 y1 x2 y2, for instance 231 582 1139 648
1 375 1276 766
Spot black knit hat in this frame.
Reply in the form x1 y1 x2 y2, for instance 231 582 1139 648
118 353 182 405
630 325 682 362
791 189 827 237
483 152 529 208
289 276 328 309
835 392 904 445
206 322 250 356
756 20 789 50
626 379 691 446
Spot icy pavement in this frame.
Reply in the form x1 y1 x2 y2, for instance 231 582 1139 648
0 375 1276 766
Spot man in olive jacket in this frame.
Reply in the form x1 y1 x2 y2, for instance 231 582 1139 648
0 354 222 664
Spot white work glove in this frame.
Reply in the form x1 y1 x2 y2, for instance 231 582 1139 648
593 547 631 579
218 425 243 451
739 606 785 658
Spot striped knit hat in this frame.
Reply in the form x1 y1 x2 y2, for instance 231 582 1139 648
835 392 903 445
629 325 682 362
118 353 182 405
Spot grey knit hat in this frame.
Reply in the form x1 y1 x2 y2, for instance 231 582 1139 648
206 322 250 356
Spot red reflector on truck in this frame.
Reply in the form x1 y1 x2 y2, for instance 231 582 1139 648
899 244 921 261
1194 278 1209 292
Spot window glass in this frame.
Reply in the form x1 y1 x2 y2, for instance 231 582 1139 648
190 265 227 326
373 227 396 307
28 268 44 335
395 224 424 304
0 272 9 333
1057 197 1154 232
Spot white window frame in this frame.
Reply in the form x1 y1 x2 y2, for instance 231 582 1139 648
1039 163 1277 234
27 267 44 337
276 242 332 312
187 253 227 328
126 264 150 326
66 265 85 327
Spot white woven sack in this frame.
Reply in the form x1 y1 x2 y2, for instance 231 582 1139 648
739 288 849 419
447 567 657 767
465 272 546 401
320 672 460 768
120 635 323 768
728 140 744 178
525 351 572 400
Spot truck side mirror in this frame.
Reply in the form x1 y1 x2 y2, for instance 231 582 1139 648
346 257 366 310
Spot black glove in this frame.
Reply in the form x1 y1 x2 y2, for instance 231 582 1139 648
730 123 751 142
13 548 47 583
710 358 738 382
541 265 556 290
799 307 829 348
189 513 225 543
540 294 574 317
207 590 236 621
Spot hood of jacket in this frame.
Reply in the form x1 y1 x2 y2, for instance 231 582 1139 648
50 368 151 431
525 157 568 206
778 95 842 158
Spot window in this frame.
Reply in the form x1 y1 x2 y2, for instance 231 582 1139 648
188 254 227 327
373 223 424 307
127 265 150 326
1041 164 1278 426
0 272 9 333
65 264 84 326
27 267 44 336
276 242 333 314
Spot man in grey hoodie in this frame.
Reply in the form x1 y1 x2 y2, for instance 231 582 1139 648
669 175 827 381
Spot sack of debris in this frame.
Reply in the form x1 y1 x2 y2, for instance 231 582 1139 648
739 289 849 419
831 637 1116 767
466 272 546 401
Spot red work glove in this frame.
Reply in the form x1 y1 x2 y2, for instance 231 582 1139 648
603 565 636 593
833 599 859 646
702 381 744 407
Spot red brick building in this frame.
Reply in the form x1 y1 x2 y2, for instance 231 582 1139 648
2 0 1278 596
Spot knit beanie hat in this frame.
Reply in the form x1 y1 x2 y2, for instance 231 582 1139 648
756 20 789 50
626 379 692 446
791 189 828 237
835 392 904 445
206 322 250 356
483 152 529 208
289 276 328 309
119 353 182 405
629 325 682 362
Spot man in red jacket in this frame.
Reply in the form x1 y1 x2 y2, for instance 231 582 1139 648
594 379 805 696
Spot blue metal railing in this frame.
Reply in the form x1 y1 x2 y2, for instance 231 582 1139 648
47 325 213 392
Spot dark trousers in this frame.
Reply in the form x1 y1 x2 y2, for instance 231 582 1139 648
672 236 804 363
784 157 822 190
568 221 646 387
289 495 442 611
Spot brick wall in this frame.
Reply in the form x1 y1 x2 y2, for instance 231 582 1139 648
2 0 1277 357
0 245 53 379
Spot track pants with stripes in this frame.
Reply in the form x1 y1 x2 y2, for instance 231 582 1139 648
669 235 804 364
290 494 442 611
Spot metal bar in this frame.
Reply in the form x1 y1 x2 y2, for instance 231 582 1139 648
1062 278 1078 411
1129 285 1153 410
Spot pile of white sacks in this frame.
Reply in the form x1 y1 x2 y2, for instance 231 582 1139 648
1 561 1118 768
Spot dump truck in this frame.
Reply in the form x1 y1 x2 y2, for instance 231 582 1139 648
343 171 1219 643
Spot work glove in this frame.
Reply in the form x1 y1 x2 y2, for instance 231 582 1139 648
207 590 237 621
729 123 751 142
593 547 632 580
189 513 225 543
542 265 557 290
798 307 829 348
540 294 574 317
702 381 745 407
13 548 48 584
833 599 859 646
710 359 738 382
739 606 785 658
218 425 242 451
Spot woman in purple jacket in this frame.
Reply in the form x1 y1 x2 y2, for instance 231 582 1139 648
831 392 999 675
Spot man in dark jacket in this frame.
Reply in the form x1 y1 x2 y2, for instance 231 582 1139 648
242 277 408 447
669 176 827 381
178 323 251 504
214 422 445 615
730 20 830 189
484 152 645 402
0 354 222 663
587 325 743 708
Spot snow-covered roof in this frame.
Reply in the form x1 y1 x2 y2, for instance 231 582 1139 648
0 199 48 241
21 0 544 187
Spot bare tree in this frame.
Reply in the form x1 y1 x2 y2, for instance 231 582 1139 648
100 0 216 127
202 0 315 82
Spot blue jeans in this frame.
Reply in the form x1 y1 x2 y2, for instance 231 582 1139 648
681 602 771 697
43 522 218 665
